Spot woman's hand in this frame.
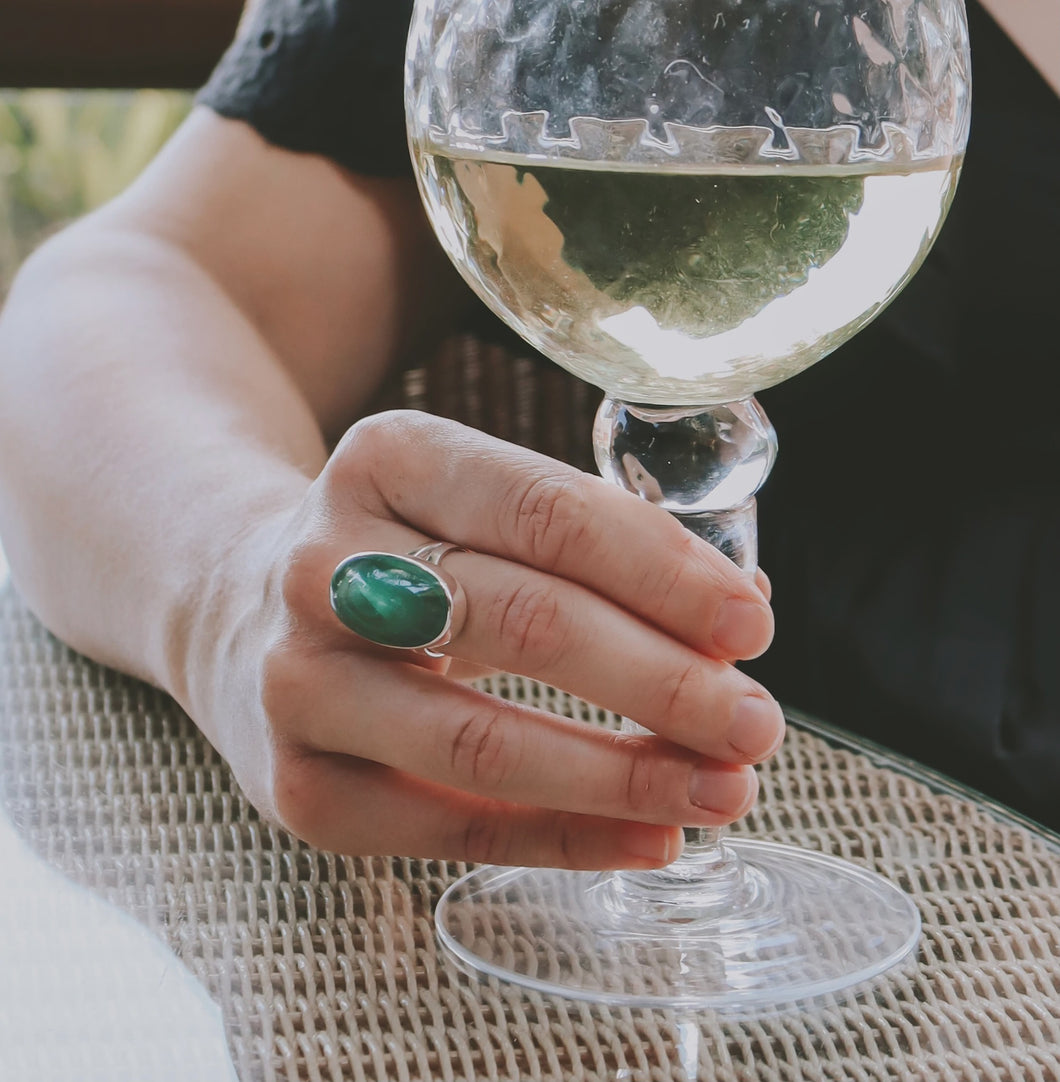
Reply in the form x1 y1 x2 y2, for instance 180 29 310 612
0 112 778 872
205 411 782 871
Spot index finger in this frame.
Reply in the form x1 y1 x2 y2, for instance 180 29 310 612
332 411 773 660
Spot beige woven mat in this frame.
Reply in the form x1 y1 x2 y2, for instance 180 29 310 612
2 583 1060 1080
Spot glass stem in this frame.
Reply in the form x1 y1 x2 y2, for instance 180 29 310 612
621 500 759 878
594 399 777 916
683 825 726 858
674 503 760 575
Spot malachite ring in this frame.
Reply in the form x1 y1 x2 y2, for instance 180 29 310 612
329 542 467 657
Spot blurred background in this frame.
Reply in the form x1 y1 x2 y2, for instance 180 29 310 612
0 90 190 295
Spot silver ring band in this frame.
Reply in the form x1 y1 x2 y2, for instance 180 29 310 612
409 541 467 567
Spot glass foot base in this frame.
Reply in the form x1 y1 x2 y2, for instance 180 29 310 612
436 838 920 1009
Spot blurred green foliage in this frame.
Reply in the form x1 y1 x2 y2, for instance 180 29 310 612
0 90 191 294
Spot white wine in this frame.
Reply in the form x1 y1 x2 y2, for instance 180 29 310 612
414 138 961 404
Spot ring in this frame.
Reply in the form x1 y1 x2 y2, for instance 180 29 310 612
330 542 467 657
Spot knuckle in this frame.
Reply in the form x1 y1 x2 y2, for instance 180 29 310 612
328 414 386 486
554 817 580 869
621 736 666 816
658 658 707 724
490 581 571 668
258 635 306 728
276 538 325 623
333 409 417 465
460 813 517 866
269 745 326 843
447 705 520 792
639 525 735 625
328 410 430 500
632 553 689 624
455 806 586 869
507 472 594 569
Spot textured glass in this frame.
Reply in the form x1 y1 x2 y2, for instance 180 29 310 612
408 1 969 407
408 0 970 167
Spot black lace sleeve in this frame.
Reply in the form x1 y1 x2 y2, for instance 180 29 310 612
196 0 415 178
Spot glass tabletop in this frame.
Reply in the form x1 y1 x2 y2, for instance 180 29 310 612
784 705 1060 851
2 581 1059 1081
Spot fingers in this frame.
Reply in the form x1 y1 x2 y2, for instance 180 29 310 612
438 548 784 764
270 412 783 865
308 527 781 764
275 751 685 870
287 653 760 827
328 412 773 661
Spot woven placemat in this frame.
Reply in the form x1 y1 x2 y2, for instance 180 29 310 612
2 581 1060 1081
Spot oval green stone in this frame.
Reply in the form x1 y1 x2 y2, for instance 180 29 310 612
330 553 450 649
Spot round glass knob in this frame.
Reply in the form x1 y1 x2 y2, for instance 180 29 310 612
593 398 777 515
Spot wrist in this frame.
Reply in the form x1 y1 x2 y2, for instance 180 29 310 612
160 480 307 738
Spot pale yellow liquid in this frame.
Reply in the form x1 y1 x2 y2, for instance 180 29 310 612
414 143 961 404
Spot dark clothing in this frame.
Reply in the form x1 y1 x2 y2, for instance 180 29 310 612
749 8 1060 824
199 0 416 178
199 3 1060 829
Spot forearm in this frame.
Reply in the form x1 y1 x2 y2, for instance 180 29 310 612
0 220 326 706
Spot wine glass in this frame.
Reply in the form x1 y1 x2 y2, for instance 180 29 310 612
405 0 970 1008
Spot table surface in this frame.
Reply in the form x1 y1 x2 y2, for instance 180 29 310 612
2 578 1059 1082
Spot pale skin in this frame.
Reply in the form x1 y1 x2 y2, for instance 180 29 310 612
0 107 783 869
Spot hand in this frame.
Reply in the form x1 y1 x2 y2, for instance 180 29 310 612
200 411 781 871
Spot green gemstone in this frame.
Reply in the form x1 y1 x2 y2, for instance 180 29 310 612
330 553 450 649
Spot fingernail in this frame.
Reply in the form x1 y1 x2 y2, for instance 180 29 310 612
712 598 772 658
688 765 758 816
622 823 681 868
727 694 786 761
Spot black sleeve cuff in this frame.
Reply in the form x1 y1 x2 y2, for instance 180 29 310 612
196 0 415 178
